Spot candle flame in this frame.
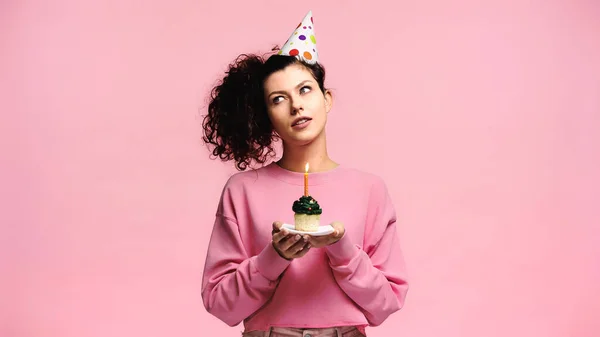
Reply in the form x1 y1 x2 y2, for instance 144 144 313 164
305 162 309 173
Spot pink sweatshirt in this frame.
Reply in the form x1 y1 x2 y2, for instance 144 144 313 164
201 163 409 332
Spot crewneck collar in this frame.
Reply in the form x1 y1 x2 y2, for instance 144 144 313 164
263 161 343 186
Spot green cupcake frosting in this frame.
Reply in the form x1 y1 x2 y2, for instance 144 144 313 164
292 195 323 215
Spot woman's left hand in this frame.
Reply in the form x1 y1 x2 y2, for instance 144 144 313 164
303 221 345 248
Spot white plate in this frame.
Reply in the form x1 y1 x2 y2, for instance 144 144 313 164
281 223 334 236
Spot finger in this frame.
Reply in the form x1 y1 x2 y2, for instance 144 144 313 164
272 221 283 233
273 231 290 244
288 239 309 255
272 221 283 230
305 235 320 246
331 221 344 230
283 238 302 252
273 232 296 251
293 242 311 257
280 234 303 251
293 236 311 252
272 224 291 243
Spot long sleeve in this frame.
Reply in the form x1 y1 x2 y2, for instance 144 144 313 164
323 178 409 326
201 214 291 326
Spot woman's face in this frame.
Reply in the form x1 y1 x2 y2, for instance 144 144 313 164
263 63 332 146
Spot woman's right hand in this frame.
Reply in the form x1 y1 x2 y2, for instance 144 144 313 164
271 221 311 260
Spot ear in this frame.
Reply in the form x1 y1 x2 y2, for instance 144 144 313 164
324 89 333 113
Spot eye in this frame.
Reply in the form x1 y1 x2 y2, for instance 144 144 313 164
300 86 312 94
272 96 284 104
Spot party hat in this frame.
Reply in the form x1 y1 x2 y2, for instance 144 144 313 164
278 10 319 64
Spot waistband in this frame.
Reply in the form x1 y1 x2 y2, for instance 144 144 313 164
242 325 364 337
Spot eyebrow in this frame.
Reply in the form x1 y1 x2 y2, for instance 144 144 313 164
267 80 313 98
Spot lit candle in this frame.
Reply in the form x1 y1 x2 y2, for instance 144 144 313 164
304 162 309 196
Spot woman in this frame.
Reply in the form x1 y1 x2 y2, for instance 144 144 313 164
201 11 409 337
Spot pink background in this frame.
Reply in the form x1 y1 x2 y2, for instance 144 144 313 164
2 0 599 336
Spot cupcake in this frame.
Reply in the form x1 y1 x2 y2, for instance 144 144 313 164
292 195 322 232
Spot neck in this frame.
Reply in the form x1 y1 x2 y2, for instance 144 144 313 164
277 132 337 173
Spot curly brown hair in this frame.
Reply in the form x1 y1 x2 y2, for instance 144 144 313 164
202 53 327 171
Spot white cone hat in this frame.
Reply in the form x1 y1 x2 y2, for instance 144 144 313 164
278 10 319 64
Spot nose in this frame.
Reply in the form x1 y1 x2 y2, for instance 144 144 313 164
290 97 303 115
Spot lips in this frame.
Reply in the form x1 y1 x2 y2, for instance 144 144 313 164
292 117 312 127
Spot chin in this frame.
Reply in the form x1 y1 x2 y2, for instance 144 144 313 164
283 137 314 147
285 131 323 147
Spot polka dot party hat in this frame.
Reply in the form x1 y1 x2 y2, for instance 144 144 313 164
277 10 319 64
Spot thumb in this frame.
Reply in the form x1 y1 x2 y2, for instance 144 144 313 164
272 221 283 231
